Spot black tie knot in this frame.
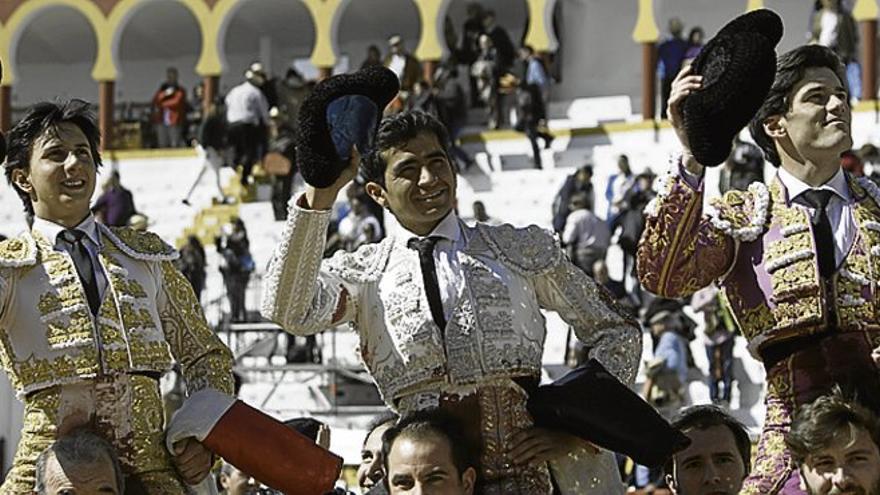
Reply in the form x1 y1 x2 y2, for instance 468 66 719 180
58 229 86 245
407 236 441 256
798 189 834 211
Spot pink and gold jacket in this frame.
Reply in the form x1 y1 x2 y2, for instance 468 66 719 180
638 164 880 494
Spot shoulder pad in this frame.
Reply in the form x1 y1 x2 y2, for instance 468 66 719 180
708 182 769 242
477 223 562 275
102 225 178 261
325 237 394 283
0 233 37 268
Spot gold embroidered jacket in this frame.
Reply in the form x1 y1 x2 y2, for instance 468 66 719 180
0 225 234 398
638 168 880 357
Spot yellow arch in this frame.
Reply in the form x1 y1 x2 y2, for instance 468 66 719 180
524 0 557 52
413 0 446 61
302 0 349 69
0 0 108 85
745 0 764 11
853 0 879 21
632 0 659 43
107 0 213 78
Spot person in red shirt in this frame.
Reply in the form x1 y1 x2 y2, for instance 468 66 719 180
152 67 188 148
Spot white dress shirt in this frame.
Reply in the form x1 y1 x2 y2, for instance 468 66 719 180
31 214 109 301
777 166 855 266
403 211 465 320
225 81 269 126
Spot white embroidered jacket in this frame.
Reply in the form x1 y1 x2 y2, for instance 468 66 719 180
261 201 641 403
0 225 234 399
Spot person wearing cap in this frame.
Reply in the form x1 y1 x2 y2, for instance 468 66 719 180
383 35 421 93
262 104 640 492
0 99 235 492
638 11 880 492
225 62 271 186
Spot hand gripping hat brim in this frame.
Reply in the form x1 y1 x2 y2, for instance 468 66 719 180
682 9 783 167
297 65 400 188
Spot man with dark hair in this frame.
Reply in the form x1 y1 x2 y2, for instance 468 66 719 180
92 170 137 227
151 67 187 148
34 429 125 495
359 411 400 493
381 410 476 495
639 43 880 494
218 462 260 495
786 390 880 495
664 406 751 495
263 109 640 494
0 99 234 492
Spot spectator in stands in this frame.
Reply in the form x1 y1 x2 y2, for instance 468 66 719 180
644 310 689 413
811 0 861 100
613 170 655 306
458 2 486 107
859 143 880 184
273 67 311 132
434 65 474 170
787 390 880 495
471 200 500 225
691 287 737 406
385 35 421 94
92 170 137 227
592 260 628 304
657 18 688 119
176 234 207 302
664 405 751 495
840 149 864 176
605 154 635 226
226 63 270 186
411 80 440 116
183 100 231 206
552 164 595 233
218 462 260 495
34 429 125 495
683 27 705 65
359 411 399 493
217 217 254 322
482 10 515 73
382 410 477 495
719 135 764 194
472 34 502 129
186 81 205 144
515 46 554 168
562 192 610 276
152 67 188 148
338 194 383 251
362 44 384 70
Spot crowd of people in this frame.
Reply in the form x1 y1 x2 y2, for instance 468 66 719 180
5 5 880 495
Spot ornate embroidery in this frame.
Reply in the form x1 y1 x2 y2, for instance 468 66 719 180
101 225 177 261
708 182 771 242
477 223 561 276
0 234 37 268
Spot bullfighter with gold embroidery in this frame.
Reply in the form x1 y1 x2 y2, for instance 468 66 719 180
261 68 641 495
638 32 880 495
0 100 234 493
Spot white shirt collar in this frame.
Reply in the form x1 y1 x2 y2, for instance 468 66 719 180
32 214 102 248
402 211 462 244
777 166 850 203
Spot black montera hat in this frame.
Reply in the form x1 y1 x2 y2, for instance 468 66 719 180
296 65 399 188
683 9 783 167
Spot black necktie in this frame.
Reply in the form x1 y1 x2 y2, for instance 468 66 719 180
407 236 447 331
795 189 836 279
57 229 101 315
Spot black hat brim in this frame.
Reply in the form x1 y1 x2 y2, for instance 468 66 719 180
297 65 399 188
682 9 783 167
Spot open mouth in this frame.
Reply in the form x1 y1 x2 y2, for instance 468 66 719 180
61 178 87 192
416 189 446 203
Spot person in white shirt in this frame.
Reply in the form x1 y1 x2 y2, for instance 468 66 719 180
262 110 640 494
561 192 610 277
225 63 270 186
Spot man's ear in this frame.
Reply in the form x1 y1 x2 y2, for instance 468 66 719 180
365 182 388 209
763 115 786 140
11 168 33 196
461 466 477 495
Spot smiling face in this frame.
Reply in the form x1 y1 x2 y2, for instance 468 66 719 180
366 131 457 236
669 425 747 495
11 122 96 228
359 422 393 490
768 66 852 176
800 425 880 495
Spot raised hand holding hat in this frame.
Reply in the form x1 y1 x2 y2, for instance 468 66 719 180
673 9 784 168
